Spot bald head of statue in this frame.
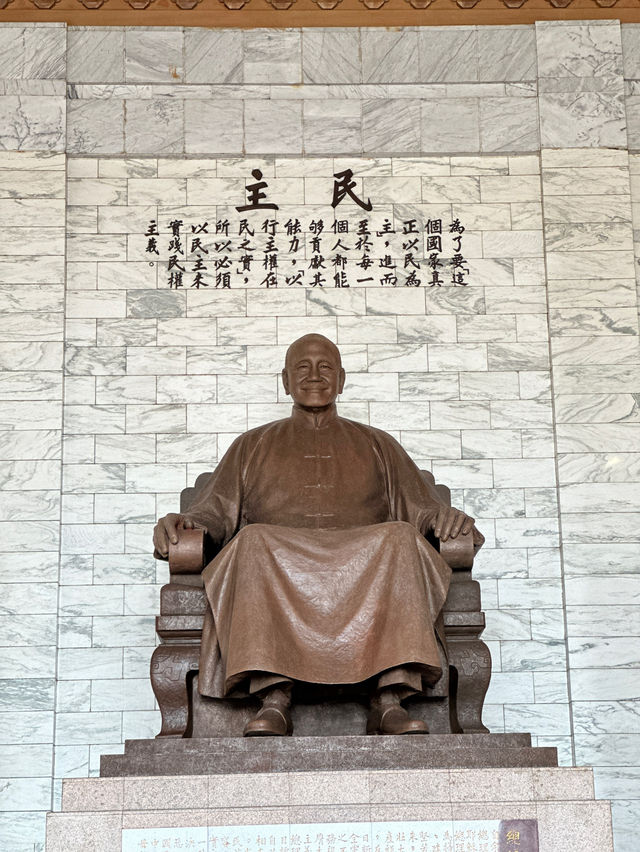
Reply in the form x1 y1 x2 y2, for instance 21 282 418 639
281 334 346 411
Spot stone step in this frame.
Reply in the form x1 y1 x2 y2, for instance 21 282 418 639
101 734 557 777
64 766 597 813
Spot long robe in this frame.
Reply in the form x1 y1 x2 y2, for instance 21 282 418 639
186 403 452 699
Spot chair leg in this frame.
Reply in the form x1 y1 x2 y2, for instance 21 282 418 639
150 643 200 737
447 637 492 733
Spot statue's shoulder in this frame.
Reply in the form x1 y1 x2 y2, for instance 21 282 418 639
338 415 399 446
237 415 292 446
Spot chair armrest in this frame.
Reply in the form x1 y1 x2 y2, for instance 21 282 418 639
439 526 485 571
168 528 206 575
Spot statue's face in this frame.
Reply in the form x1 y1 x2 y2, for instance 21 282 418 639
282 336 346 410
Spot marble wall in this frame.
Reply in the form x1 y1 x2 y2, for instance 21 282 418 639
0 18 639 852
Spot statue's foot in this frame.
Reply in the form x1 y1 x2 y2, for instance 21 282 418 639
243 706 293 737
367 705 428 735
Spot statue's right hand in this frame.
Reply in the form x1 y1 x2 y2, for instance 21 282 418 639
153 513 199 559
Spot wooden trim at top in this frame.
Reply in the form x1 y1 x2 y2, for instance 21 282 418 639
2 0 640 28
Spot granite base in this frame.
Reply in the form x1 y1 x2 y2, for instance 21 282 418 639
47 765 614 852
100 734 557 777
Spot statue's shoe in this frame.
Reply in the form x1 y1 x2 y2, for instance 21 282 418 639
367 704 429 735
243 706 293 737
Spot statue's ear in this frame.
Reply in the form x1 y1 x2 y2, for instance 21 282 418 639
282 368 290 396
338 368 346 395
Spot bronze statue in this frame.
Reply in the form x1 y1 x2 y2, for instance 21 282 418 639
153 334 478 738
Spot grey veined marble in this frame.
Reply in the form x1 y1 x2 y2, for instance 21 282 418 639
536 21 624 79
539 89 627 149
0 96 65 152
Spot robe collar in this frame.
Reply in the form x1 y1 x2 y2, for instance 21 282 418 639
291 402 338 429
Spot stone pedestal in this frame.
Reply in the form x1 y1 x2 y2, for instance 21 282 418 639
46 765 614 852
100 734 557 777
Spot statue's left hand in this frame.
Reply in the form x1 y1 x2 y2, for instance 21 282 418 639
429 507 475 542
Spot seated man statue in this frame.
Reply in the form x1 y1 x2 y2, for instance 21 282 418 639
153 333 477 738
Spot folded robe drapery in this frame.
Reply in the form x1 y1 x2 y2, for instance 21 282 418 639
186 404 453 699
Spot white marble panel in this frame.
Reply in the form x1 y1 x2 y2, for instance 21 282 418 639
494 458 556 488
543 194 631 224
500 638 567 671
302 31 361 85
95 376 155 406
529 604 565 640
63 405 124 436
126 346 186 376
457 372 519 400
362 100 418 155
0 95 65 152
457 316 516 343
490 399 553 429
67 100 125 156
124 30 183 84
337 373 398 403
394 316 456 345
480 175 541 202
0 459 61 491
217 317 277 347
0 489 59 522
0 312 62 342
417 28 478 83
482 608 531 641
63 463 125 494
430 460 493 488
479 98 539 153
462 430 522 460
463 490 525 522
566 575 640 607
125 464 186 493
563 543 640 577
531 671 569 704
367 344 427 373
428 344 488 372
91 615 155 649
536 21 623 77
390 361 458 398
218 375 278 404
0 168 64 201
569 637 640 670
245 101 302 155
0 777 52 812
495 517 559 548
561 511 640 543
420 100 480 154
555 393 640 424
187 404 248 433
185 290 245 318
182 30 242 85
61 524 124 556
187 347 246 376
553 366 640 395
277 317 337 346
504 702 571 736
515 316 550 342
572 672 640 704
0 429 60 461
551 336 640 365
558 424 637 452
518 371 552 401
430 401 490 430
543 166 630 196
95 434 155 466
55 711 122 746
550 306 638 336
185 101 243 156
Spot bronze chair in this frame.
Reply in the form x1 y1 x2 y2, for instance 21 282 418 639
150 470 491 738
